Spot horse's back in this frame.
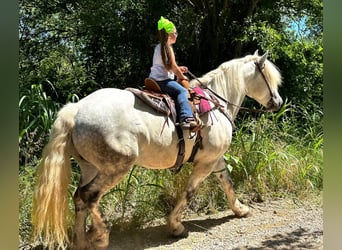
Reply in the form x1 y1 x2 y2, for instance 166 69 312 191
76 88 139 125
78 88 134 110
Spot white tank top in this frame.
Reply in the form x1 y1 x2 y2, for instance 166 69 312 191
149 43 175 81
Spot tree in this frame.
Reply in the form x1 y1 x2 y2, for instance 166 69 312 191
20 0 323 101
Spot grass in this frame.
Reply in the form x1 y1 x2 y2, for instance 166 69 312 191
19 166 36 245
19 100 323 247
227 102 323 201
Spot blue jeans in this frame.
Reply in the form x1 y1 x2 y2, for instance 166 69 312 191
157 79 193 121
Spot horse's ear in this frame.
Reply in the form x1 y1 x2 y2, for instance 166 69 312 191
254 49 259 56
258 51 268 67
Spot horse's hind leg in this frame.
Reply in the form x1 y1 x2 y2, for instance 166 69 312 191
213 157 250 217
73 186 90 250
72 158 98 250
72 155 132 250
79 166 131 250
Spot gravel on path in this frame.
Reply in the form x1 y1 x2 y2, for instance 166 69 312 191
108 196 323 250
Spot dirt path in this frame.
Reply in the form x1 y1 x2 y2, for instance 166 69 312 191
109 196 323 250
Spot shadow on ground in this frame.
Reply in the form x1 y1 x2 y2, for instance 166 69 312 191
108 216 323 250
239 228 323 250
108 214 237 250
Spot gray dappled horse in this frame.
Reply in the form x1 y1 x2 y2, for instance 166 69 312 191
32 51 283 249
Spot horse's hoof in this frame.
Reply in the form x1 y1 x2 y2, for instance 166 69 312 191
233 200 251 218
238 210 252 218
86 229 110 250
169 223 188 238
171 228 189 238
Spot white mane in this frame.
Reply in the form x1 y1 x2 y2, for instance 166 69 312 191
190 55 282 106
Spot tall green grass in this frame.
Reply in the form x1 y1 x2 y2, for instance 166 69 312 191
227 102 323 200
19 97 323 246
19 83 79 167
19 84 60 167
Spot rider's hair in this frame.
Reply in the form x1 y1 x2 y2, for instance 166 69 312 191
158 29 172 70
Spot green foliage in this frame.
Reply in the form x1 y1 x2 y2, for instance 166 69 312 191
19 166 36 244
227 102 323 200
19 84 61 166
235 0 323 114
19 0 93 103
19 0 323 118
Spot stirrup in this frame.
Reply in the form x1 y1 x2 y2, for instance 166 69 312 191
180 117 204 132
180 118 197 128
190 119 204 132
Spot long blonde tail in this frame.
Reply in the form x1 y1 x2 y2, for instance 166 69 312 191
32 103 78 249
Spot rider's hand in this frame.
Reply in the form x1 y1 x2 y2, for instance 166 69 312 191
179 66 188 74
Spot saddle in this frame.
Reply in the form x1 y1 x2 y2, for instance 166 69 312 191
126 84 178 125
125 78 212 173
126 79 210 129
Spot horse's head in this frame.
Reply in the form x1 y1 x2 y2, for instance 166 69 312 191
243 51 283 111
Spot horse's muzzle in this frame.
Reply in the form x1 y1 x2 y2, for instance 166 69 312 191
266 97 283 111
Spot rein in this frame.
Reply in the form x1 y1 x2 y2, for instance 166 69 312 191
188 62 274 114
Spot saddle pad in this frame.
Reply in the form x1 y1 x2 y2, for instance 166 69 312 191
192 86 211 114
126 88 177 123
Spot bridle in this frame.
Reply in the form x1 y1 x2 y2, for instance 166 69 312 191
188 60 276 114
254 61 277 109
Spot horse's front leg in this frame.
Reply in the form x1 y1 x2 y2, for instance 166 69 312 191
167 162 214 237
213 157 250 217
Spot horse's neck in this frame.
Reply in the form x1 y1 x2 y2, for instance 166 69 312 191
229 94 246 119
208 78 246 120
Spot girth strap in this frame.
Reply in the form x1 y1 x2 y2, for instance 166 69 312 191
171 126 186 174
188 130 203 163
171 128 204 174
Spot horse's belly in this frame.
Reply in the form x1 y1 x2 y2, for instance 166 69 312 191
136 154 177 169
135 138 195 169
